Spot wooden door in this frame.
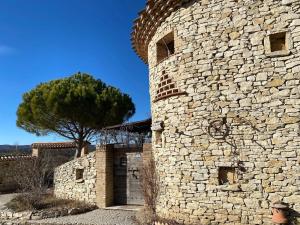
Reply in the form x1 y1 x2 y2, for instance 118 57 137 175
114 152 144 205
126 152 143 205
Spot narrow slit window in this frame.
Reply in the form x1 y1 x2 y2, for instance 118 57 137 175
270 32 287 52
156 32 175 63
155 131 162 145
218 167 237 185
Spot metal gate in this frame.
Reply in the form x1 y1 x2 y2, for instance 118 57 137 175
114 151 144 205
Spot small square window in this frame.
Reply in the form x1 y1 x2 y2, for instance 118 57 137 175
265 31 291 57
270 32 287 52
218 167 237 185
156 32 175 63
75 169 84 181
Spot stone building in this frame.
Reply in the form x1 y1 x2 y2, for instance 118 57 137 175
132 0 300 224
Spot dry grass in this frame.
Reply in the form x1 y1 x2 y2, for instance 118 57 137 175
6 193 92 212
134 207 155 225
135 158 159 225
141 158 159 216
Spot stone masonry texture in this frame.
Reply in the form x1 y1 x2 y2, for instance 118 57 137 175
0 159 32 192
54 152 97 205
133 0 300 224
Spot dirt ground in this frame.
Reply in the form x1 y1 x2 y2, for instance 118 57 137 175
0 193 19 210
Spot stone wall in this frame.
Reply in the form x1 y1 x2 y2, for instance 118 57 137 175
0 143 78 194
54 152 97 205
54 144 150 208
0 156 34 193
0 161 19 192
145 0 300 224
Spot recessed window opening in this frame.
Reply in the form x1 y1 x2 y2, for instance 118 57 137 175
156 32 175 63
155 131 162 145
218 167 237 185
270 32 287 52
75 168 84 181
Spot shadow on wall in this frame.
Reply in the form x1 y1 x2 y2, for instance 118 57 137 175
288 208 300 225
181 0 197 8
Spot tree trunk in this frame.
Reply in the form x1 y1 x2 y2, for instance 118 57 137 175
74 139 84 159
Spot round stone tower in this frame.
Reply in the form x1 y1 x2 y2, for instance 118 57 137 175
132 0 300 224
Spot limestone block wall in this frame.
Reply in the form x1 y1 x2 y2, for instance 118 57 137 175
0 156 34 192
147 0 300 224
0 161 19 192
54 152 97 205
0 161 20 193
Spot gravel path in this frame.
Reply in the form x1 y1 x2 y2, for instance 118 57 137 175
0 193 19 210
32 209 138 225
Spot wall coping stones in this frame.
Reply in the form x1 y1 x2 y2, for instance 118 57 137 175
31 142 77 149
0 155 35 161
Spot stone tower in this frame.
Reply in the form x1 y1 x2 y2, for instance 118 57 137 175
132 0 300 224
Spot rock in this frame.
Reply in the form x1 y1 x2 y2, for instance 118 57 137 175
30 214 43 220
266 78 285 87
229 32 240 40
68 208 80 215
256 72 268 81
219 184 241 192
282 115 300 124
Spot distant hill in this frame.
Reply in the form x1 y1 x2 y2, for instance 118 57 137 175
0 145 31 155
0 144 98 156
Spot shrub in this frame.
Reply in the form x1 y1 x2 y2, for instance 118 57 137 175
135 207 156 225
6 193 93 212
141 158 159 216
6 194 35 212
135 157 159 225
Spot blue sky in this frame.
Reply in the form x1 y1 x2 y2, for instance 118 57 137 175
0 0 149 145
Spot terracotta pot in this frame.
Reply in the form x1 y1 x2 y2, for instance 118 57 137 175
272 208 288 224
